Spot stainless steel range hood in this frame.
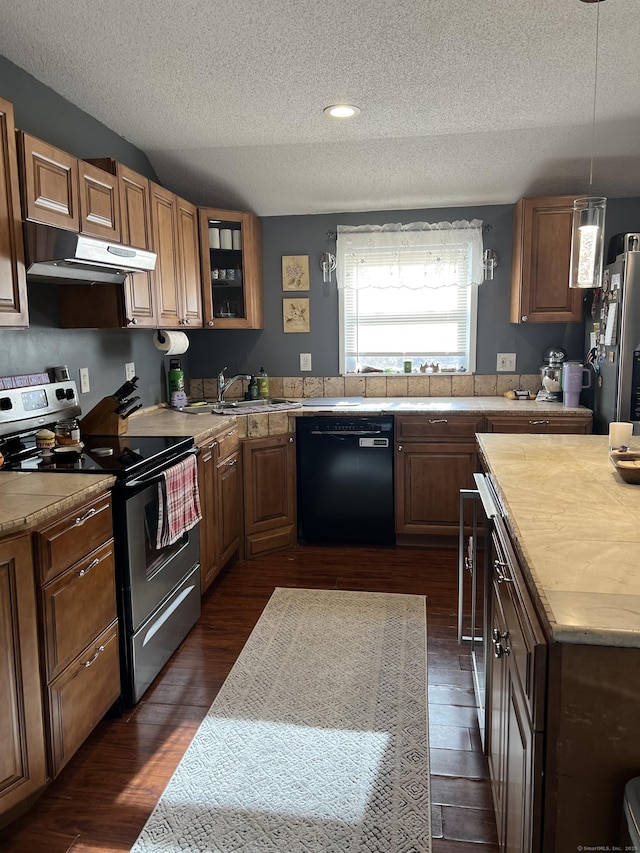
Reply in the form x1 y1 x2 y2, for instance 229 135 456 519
23 222 157 284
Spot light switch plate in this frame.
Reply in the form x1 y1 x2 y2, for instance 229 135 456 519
79 367 90 393
125 362 136 380
300 353 312 371
497 353 516 372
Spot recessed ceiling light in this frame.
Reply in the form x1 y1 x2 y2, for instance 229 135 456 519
323 104 361 119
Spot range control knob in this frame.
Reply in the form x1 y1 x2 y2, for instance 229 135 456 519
0 397 12 411
65 388 75 400
56 388 66 400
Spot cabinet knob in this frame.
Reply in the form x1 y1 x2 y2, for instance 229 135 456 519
208 320 214 327
288 436 294 443
397 444 403 452
521 315 528 322
126 317 137 325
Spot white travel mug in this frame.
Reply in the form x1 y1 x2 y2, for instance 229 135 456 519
220 229 232 250
232 230 242 250
208 227 220 249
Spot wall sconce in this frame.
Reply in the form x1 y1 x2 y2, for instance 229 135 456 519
320 252 337 283
482 249 498 281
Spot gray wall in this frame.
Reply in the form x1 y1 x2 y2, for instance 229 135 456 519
187 199 640 380
2 54 640 405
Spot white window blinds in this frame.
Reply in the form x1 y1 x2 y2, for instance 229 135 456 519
337 221 483 374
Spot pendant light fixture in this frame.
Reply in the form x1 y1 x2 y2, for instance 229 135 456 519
569 0 607 289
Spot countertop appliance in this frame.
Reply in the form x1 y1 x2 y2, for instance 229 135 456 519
296 415 395 545
0 381 201 708
539 347 567 402
588 233 640 434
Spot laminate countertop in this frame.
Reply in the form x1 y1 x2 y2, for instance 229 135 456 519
477 433 640 648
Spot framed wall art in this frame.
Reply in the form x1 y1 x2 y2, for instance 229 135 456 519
283 297 309 333
282 255 310 291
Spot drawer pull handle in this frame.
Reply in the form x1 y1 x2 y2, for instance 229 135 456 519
494 559 514 583
82 645 105 668
428 418 448 424
528 420 551 425
226 430 237 438
75 508 97 526
78 557 100 577
227 459 237 467
208 441 218 449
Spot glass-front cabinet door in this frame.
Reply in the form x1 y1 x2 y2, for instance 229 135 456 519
198 207 263 329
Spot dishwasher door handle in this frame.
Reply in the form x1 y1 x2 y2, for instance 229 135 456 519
309 429 384 436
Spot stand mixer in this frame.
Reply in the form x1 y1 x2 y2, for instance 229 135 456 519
539 347 567 402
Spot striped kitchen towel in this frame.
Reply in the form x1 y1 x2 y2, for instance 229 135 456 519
156 453 202 549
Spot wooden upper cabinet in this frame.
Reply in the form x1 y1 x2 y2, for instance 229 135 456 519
18 132 79 231
151 182 202 328
510 195 583 324
77 160 120 241
18 133 120 243
0 98 28 327
199 207 263 329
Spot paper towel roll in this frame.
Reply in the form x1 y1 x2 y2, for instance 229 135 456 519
153 330 190 355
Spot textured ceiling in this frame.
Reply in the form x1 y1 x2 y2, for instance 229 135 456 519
1 0 639 216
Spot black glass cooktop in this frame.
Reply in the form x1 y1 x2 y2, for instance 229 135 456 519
1 433 194 479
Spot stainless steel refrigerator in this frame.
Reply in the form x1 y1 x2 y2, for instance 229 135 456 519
587 232 640 435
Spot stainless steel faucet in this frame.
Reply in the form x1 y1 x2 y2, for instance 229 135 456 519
217 367 252 403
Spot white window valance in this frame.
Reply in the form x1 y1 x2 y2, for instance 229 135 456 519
336 220 484 290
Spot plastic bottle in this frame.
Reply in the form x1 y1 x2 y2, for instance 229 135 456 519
256 367 269 399
168 359 185 394
249 376 259 400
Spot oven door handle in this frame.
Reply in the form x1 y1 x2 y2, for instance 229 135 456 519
122 447 199 488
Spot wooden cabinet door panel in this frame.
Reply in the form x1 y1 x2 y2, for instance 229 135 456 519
0 534 47 818
511 196 582 324
197 435 219 593
0 98 28 328
18 132 79 230
243 436 296 532
151 182 182 328
78 160 120 241
217 450 241 566
176 196 203 327
395 442 477 536
41 542 116 681
47 621 120 777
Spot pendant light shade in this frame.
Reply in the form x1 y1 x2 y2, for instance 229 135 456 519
569 196 606 288
569 0 607 290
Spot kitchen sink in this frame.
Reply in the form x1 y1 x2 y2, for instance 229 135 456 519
178 399 298 414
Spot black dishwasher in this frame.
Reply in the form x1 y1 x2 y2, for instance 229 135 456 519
296 416 395 545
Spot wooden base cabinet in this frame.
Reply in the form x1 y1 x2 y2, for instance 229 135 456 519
0 534 47 827
242 434 296 557
485 414 592 434
33 493 120 778
197 426 241 593
395 415 483 538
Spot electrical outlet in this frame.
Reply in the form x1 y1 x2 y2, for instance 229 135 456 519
300 353 312 371
125 362 136 381
79 367 90 393
496 352 516 372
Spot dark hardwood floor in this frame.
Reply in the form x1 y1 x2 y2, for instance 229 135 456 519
1 544 498 853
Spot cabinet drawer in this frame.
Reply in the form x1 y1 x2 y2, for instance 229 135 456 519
485 415 592 434
35 493 113 583
396 414 484 441
41 541 116 681
215 425 240 460
492 524 547 729
47 620 120 777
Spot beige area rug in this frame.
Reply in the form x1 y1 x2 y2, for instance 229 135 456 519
130 588 430 853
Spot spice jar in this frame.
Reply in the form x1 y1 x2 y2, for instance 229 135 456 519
35 428 56 450
54 419 80 446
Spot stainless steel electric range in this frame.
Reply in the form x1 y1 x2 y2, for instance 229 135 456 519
0 380 201 707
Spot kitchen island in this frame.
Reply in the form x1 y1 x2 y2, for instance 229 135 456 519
477 433 640 852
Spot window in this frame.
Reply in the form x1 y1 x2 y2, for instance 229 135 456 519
337 221 483 375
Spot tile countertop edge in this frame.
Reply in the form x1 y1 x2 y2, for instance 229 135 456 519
477 433 640 649
0 474 116 537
